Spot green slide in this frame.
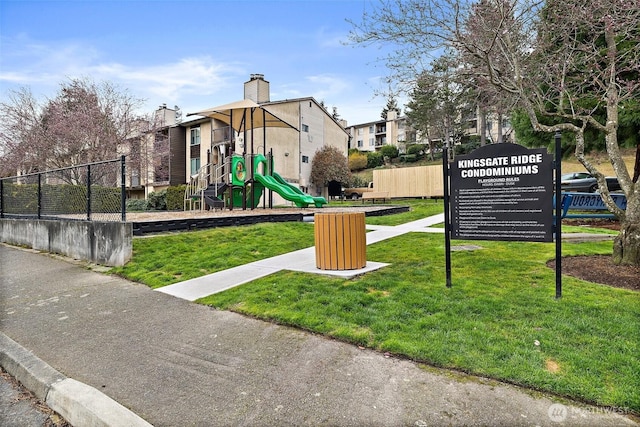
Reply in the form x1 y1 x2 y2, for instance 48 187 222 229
272 172 327 207
254 173 315 208
251 153 326 208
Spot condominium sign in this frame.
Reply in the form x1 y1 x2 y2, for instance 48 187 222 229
450 144 554 242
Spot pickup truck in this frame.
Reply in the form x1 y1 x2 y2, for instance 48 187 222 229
342 182 374 199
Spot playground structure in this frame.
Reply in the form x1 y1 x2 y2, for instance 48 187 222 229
184 100 327 211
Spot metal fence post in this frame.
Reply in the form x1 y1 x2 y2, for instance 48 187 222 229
87 163 92 221
121 155 126 222
0 179 4 218
37 173 42 219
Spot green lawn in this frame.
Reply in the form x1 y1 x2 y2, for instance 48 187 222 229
111 222 316 288
111 200 639 414
199 235 639 413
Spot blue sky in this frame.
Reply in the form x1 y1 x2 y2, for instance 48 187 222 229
0 0 397 125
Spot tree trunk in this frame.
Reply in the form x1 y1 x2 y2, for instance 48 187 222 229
613 221 640 266
613 183 640 265
633 141 639 183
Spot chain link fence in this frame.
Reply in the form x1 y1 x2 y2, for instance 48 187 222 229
1 157 126 222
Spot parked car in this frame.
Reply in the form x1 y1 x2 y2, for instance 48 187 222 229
560 172 621 193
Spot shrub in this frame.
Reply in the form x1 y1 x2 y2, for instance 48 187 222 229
455 140 481 155
127 198 147 211
146 190 167 210
400 154 418 162
166 185 186 210
367 151 384 168
348 152 368 171
349 175 368 188
406 144 425 157
380 144 399 159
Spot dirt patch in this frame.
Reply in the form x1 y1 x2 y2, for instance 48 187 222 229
545 359 561 374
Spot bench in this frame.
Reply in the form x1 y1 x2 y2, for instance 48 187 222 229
362 191 389 203
556 192 626 219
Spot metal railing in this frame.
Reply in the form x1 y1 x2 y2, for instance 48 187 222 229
0 157 126 222
183 158 231 211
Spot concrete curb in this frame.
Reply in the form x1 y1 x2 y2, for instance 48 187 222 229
0 333 152 427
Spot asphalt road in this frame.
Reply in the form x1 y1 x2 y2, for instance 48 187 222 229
0 368 68 427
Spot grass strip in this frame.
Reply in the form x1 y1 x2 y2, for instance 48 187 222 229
110 222 316 288
198 234 639 413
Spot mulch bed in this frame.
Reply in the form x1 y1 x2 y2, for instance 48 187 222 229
549 218 639 292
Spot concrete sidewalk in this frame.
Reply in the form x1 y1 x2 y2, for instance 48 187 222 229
0 216 637 427
0 219 634 426
158 214 445 301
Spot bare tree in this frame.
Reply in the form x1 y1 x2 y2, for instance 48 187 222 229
0 88 47 176
0 78 144 183
349 0 640 266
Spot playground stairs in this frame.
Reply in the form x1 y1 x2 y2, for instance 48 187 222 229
202 183 227 209
184 162 229 211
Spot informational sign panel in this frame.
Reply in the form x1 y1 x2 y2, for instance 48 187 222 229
450 144 554 242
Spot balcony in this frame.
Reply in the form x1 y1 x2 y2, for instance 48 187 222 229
212 126 232 145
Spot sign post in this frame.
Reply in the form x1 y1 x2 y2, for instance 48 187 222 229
554 132 563 298
443 146 452 288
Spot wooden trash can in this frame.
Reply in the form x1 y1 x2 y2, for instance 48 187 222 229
315 212 366 270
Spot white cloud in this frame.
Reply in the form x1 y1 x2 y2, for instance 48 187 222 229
0 34 387 125
306 74 350 101
89 57 246 101
0 36 247 113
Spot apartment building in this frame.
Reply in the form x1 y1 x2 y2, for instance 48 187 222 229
125 75 349 203
182 74 349 199
125 104 186 199
464 107 514 144
345 111 418 153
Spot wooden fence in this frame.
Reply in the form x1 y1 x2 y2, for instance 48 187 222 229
373 165 444 198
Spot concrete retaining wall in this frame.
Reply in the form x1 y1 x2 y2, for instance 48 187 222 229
0 219 132 266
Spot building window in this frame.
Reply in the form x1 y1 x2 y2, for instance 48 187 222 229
190 157 201 174
357 140 363 148
369 126 374 133
369 138 375 146
302 155 309 163
357 128 363 135
190 126 201 146
301 124 309 132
